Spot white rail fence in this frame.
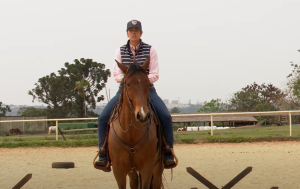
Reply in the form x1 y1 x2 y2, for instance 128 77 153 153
1 110 300 140
0 116 47 134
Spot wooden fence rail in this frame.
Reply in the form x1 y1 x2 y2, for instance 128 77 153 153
2 110 300 140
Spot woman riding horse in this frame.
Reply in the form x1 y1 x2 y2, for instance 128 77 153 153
96 20 176 171
105 59 164 188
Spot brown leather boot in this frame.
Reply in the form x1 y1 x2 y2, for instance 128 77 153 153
164 157 176 169
94 160 111 172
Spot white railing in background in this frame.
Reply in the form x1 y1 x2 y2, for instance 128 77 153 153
0 118 97 141
1 110 300 140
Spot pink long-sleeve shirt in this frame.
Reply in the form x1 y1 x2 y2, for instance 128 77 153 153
113 43 159 84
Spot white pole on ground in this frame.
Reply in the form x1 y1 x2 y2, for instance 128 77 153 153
289 112 292 137
211 115 213 136
56 120 58 141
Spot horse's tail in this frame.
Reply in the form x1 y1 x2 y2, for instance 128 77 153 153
154 104 165 189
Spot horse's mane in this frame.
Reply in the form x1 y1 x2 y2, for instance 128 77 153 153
127 64 147 77
120 64 147 87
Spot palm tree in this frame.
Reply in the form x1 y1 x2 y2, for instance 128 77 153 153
72 79 90 116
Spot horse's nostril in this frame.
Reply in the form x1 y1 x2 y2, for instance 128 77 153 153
136 111 150 122
137 112 142 120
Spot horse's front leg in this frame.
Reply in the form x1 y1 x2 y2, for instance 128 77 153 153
128 170 139 189
151 159 164 189
139 165 155 189
112 166 127 189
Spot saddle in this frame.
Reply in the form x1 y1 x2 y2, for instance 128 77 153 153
93 101 178 171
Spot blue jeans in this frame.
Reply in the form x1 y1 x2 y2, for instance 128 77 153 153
97 87 174 160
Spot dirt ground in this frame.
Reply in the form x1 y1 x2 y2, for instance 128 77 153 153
1 142 300 189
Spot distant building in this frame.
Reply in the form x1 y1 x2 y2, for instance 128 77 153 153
163 99 169 105
171 100 178 104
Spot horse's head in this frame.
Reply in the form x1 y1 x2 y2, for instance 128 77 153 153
116 58 151 123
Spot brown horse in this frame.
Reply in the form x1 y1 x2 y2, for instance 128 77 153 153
9 128 21 135
108 58 164 189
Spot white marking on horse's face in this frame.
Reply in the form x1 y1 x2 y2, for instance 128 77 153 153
140 106 146 118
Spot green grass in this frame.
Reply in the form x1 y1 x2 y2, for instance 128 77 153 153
0 133 98 143
1 125 300 148
174 125 300 138
0 139 98 148
173 125 300 143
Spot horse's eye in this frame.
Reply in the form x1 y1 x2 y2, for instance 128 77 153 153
126 83 130 87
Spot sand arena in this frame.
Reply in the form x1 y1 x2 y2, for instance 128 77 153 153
1 142 300 188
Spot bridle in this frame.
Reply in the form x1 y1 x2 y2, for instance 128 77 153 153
117 79 152 133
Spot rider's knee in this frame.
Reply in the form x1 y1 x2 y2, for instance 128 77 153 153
160 113 172 124
98 114 109 125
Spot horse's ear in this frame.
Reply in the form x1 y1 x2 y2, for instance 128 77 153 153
141 57 150 72
115 60 128 73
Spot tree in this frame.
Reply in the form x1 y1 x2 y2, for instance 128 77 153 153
86 110 99 117
170 107 180 113
29 58 111 118
286 61 300 108
180 104 203 113
72 78 90 116
228 82 286 112
0 102 11 116
17 107 48 117
197 98 226 112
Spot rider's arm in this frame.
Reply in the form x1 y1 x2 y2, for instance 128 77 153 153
113 48 124 83
148 47 159 84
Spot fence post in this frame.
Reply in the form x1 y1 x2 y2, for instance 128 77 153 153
289 112 292 137
56 120 58 141
210 115 213 136
23 117 25 134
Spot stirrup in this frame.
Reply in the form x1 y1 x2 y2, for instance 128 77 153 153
164 148 178 169
94 161 111 172
164 158 177 169
93 151 111 172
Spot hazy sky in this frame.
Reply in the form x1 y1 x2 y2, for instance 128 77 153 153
1 0 300 106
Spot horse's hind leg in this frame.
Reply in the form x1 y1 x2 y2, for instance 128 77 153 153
128 171 139 189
